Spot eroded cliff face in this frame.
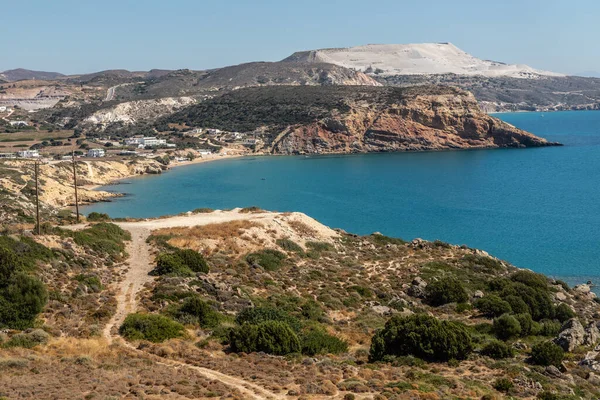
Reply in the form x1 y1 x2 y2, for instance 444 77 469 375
271 91 557 154
0 159 166 211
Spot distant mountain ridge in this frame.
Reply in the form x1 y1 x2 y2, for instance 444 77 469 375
283 43 564 79
0 68 65 81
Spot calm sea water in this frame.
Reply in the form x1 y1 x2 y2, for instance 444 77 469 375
84 111 600 285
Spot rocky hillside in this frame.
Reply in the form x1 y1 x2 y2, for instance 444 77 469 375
0 68 65 82
163 85 559 154
0 159 165 225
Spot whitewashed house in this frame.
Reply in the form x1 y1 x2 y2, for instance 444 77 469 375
87 148 105 158
17 150 40 158
9 121 28 127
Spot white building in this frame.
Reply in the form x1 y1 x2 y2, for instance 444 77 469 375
87 148 105 158
0 106 6 112
0 152 16 159
206 129 221 135
141 137 167 147
199 150 212 156
17 150 40 158
125 136 144 146
9 121 28 127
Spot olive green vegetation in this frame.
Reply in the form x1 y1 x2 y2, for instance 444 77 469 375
300 327 349 356
1 329 49 349
152 249 209 276
425 277 469 306
86 212 110 222
480 340 515 359
493 314 523 340
245 249 287 271
493 377 514 393
369 314 473 362
235 306 301 332
276 238 303 253
0 241 49 330
119 313 185 343
531 341 565 367
50 222 131 259
474 295 512 318
173 296 222 328
554 303 576 323
228 321 301 355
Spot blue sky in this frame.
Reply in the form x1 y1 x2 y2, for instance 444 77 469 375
1 0 597 75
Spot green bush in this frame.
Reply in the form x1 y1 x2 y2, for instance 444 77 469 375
235 306 301 331
493 377 513 393
119 313 185 343
178 297 221 328
276 239 303 253
87 212 110 221
175 249 209 273
493 314 521 340
301 328 348 356
152 249 209 276
246 249 286 271
228 321 301 355
481 340 515 359
153 253 191 276
425 277 469 306
531 341 564 367
70 223 130 257
369 314 473 362
0 273 48 329
538 320 562 337
474 295 512 318
503 295 530 315
514 313 534 336
510 270 549 289
500 282 554 321
2 329 49 349
554 303 575 323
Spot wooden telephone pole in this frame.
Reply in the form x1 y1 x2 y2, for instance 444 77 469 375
72 151 80 223
34 161 41 235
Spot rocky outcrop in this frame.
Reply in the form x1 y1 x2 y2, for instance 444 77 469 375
555 318 586 352
83 97 196 130
0 159 166 210
269 87 559 154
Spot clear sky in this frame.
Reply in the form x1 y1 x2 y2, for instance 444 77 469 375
1 0 598 75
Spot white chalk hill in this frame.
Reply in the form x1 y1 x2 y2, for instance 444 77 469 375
283 43 564 79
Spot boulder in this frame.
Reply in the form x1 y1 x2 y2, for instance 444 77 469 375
545 365 562 378
473 290 485 299
584 322 600 347
588 372 600 386
555 292 567 301
573 284 592 295
412 277 427 287
555 318 586 352
407 284 427 299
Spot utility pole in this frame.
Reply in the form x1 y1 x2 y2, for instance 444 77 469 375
72 151 80 223
34 161 41 235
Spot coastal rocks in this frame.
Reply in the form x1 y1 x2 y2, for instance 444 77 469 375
555 292 568 302
269 86 559 155
555 318 586 352
588 372 600 385
584 322 600 346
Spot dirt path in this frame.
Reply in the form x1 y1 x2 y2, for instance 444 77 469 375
98 214 287 399
102 226 154 341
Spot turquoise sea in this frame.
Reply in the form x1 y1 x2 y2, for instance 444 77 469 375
83 111 600 286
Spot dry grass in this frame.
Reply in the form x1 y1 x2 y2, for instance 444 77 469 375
288 219 318 236
157 220 262 241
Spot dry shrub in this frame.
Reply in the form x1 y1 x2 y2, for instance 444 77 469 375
43 338 114 359
288 219 317 236
156 220 262 241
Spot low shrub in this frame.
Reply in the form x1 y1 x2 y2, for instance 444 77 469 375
474 295 512 318
1 329 49 349
0 273 48 329
119 313 185 343
500 282 554 321
493 314 521 340
369 314 473 362
246 249 286 271
71 223 130 256
276 238 303 253
369 233 406 246
301 328 348 356
152 249 209 276
503 295 530 315
538 320 562 337
87 212 110 221
531 341 564 367
481 340 515 359
493 377 514 393
425 277 469 306
514 313 534 336
554 303 575 323
235 306 301 331
305 241 334 252
178 297 221 328
510 270 549 289
228 321 300 355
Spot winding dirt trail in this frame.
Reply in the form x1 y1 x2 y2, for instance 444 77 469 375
100 213 287 399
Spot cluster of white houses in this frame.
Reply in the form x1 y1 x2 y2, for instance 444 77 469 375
0 150 40 159
124 136 175 148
